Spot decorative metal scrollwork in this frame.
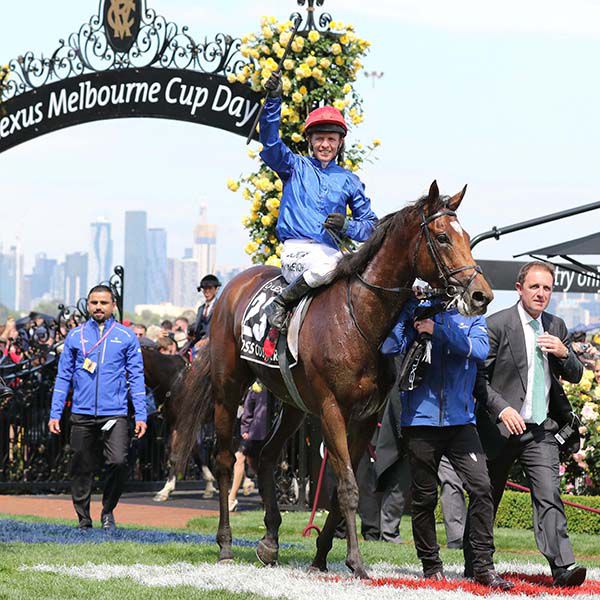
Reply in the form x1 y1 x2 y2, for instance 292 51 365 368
2 0 250 102
291 0 332 33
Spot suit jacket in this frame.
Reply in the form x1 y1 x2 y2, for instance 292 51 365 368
191 300 216 342
475 303 583 458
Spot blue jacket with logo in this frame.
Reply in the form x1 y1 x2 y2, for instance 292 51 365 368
50 317 147 422
259 96 378 248
383 299 489 427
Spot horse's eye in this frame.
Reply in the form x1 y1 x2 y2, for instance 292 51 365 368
437 233 450 244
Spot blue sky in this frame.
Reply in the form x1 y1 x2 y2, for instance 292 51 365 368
1 0 599 310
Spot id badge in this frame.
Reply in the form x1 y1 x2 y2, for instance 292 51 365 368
82 358 97 373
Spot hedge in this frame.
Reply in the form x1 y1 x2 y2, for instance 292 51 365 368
435 490 600 535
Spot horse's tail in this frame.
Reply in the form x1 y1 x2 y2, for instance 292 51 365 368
173 339 213 473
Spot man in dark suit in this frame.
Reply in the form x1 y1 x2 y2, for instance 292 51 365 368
470 261 585 587
189 274 221 345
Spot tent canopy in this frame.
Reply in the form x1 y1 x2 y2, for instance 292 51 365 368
514 231 600 258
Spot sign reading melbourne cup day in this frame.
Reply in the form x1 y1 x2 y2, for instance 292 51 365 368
0 0 261 154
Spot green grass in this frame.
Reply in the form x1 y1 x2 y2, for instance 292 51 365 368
1 510 600 599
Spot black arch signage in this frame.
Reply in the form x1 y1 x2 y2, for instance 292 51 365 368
0 0 261 154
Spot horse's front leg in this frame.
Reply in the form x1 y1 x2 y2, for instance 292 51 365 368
154 430 178 502
314 401 376 580
213 401 237 562
256 404 304 566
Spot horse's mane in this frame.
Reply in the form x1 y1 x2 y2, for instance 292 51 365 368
330 193 448 283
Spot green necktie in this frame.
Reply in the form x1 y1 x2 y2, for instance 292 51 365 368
528 319 546 425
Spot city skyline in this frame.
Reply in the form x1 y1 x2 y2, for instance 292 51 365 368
0 204 230 313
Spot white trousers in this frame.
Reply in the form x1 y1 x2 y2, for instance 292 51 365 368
280 239 343 288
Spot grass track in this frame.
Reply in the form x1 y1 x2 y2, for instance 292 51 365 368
1 510 600 599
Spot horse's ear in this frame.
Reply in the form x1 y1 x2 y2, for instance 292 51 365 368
448 184 467 211
428 180 439 202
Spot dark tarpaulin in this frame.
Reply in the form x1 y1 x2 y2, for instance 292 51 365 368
514 231 600 257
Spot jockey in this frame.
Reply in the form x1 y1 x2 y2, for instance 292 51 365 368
259 72 378 330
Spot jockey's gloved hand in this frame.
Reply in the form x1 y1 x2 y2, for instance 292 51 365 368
264 72 283 97
324 213 346 233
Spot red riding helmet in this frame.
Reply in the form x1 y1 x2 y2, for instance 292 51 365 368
304 106 348 137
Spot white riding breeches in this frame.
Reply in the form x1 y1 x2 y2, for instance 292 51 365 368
280 239 343 287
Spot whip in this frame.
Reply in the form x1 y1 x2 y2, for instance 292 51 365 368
246 16 302 145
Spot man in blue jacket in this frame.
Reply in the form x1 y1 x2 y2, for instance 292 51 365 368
385 298 512 590
259 72 378 330
48 285 147 530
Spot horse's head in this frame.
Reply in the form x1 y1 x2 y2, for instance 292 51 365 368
413 181 493 316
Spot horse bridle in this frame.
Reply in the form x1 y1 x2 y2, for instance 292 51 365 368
348 201 482 349
413 204 482 300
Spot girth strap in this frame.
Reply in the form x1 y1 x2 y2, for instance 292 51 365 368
276 333 310 414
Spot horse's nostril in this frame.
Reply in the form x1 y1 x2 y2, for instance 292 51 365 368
471 291 487 306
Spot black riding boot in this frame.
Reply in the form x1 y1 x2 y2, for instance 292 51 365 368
265 274 312 330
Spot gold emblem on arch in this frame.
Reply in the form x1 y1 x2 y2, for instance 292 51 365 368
107 0 137 40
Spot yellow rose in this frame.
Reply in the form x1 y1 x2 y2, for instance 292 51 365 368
276 244 283 257
372 138 381 147
261 214 274 227
319 58 331 69
274 179 283 192
291 132 303 143
251 198 262 211
299 86 308 96
280 31 292 46
311 67 323 79
236 73 247 84
340 35 349 45
342 83 352 94
306 55 317 67
266 198 280 211
282 76 292 93
333 99 346 111
261 44 271 55
291 37 305 52
308 31 320 43
242 216 251 227
227 73 236 83
226 179 240 192
335 56 344 66
247 149 257 159
262 28 273 39
331 43 342 56
245 241 258 255
265 255 281 267
242 188 251 200
283 58 295 71
253 191 262 201
292 91 303 104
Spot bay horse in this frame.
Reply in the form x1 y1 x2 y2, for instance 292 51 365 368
174 181 493 578
141 345 216 501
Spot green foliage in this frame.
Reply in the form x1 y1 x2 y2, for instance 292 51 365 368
494 490 600 534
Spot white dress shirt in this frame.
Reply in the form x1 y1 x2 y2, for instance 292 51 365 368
517 302 552 422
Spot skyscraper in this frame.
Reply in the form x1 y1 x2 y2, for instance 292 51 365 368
124 211 147 312
147 228 168 304
64 252 88 305
0 244 23 310
88 219 113 288
31 253 58 300
193 205 217 277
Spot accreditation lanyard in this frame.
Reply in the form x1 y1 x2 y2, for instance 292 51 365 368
80 321 116 358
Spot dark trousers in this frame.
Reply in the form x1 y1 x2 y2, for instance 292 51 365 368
70 414 129 525
466 427 575 576
405 424 495 576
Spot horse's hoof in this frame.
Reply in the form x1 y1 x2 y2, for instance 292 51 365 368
218 557 234 564
347 563 370 580
153 493 168 502
203 490 214 499
256 539 279 566
308 564 328 574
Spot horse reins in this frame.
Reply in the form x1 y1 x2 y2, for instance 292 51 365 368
347 202 482 350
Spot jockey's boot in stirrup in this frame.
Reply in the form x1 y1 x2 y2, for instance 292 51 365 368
265 274 312 330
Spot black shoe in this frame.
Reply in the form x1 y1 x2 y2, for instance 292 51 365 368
100 512 116 530
265 297 289 330
77 519 92 530
265 275 312 330
473 570 514 591
424 570 444 581
553 565 586 587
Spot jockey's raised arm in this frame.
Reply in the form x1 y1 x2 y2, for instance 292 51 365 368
258 72 378 332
